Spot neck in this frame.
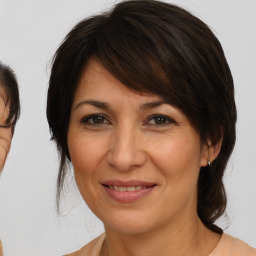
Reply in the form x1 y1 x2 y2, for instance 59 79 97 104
102 216 221 256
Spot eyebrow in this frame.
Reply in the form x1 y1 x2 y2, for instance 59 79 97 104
74 99 168 112
140 100 168 110
74 100 110 111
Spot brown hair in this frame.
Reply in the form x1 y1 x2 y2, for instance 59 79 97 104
47 0 236 233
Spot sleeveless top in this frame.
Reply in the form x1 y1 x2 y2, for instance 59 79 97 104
65 233 256 256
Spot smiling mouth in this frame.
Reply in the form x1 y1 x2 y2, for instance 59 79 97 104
103 185 155 192
101 180 157 202
101 181 157 202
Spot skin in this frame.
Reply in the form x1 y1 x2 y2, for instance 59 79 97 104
67 59 222 256
0 86 12 256
0 86 12 172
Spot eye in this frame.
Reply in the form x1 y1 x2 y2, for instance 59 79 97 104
81 114 110 126
146 114 174 126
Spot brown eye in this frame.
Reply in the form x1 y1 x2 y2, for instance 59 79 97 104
147 114 174 126
92 116 105 124
81 114 109 126
153 116 168 125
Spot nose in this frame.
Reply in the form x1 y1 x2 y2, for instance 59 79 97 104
107 125 146 171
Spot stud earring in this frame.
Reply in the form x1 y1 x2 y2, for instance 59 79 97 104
207 161 211 166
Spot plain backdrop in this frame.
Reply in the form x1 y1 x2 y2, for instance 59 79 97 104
0 0 255 255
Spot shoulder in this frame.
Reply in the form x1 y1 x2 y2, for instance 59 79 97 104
64 233 105 256
0 240 3 256
210 233 256 256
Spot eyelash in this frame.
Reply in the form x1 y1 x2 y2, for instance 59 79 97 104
80 114 175 128
81 114 110 126
145 114 175 127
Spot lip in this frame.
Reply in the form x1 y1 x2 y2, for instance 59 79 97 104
101 180 157 203
102 180 156 187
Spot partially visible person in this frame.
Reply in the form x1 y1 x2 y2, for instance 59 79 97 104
0 62 20 171
0 62 20 256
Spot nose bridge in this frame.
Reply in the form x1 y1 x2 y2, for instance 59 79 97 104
107 121 145 171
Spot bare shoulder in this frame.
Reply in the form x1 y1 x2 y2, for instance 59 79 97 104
228 234 256 255
64 233 105 256
210 233 256 256
0 240 3 256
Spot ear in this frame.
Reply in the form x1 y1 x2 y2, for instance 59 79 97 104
200 138 222 167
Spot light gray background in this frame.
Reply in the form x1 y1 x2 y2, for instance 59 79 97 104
0 0 255 255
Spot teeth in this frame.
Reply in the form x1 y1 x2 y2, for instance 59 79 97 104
127 187 135 192
119 187 126 192
108 186 147 192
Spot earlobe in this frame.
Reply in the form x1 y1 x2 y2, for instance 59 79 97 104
200 138 222 167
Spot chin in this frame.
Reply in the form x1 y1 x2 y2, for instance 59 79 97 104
101 208 159 235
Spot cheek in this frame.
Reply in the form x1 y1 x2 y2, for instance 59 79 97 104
69 139 100 174
67 132 108 194
147 135 202 195
149 136 202 172
147 139 202 218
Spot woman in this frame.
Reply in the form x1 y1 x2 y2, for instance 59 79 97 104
47 0 256 255
0 62 20 256
0 62 20 171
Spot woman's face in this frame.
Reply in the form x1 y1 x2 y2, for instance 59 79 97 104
0 86 12 171
68 59 210 235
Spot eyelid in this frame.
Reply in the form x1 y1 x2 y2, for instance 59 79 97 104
81 113 110 125
145 114 176 126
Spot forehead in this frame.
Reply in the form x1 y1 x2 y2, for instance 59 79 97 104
74 59 161 104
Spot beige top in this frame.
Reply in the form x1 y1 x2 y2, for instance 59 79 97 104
65 233 256 256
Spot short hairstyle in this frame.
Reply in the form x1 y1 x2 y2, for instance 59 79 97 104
0 62 20 130
47 0 237 233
